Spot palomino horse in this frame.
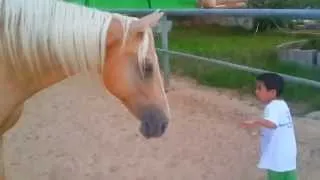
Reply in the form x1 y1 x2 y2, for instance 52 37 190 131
0 0 171 179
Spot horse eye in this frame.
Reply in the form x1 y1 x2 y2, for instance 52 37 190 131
144 62 153 77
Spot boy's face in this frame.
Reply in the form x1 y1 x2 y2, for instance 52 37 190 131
255 80 277 103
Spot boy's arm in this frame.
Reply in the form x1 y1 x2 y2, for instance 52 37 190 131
251 118 276 128
241 103 279 129
241 118 277 129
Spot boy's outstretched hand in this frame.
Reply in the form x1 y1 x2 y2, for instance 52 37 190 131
240 118 277 129
240 120 257 128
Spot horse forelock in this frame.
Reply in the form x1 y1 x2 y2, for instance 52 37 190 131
112 13 155 79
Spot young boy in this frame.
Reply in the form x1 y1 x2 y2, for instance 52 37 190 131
241 73 298 180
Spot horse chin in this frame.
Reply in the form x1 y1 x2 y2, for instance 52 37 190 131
138 105 169 139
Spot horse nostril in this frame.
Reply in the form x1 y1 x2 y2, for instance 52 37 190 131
161 121 168 134
143 120 150 132
139 106 169 138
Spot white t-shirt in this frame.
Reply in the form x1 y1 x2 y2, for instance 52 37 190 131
257 99 297 172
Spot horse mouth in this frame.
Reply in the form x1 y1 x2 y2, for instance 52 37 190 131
138 105 169 138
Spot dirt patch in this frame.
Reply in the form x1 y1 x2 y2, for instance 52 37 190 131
3 74 320 180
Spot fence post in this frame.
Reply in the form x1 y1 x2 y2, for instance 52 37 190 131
159 15 172 91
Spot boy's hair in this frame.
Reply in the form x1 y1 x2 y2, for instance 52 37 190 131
256 73 284 97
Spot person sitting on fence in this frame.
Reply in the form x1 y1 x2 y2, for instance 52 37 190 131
240 72 298 180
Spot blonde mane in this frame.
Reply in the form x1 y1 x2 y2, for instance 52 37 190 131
0 0 152 84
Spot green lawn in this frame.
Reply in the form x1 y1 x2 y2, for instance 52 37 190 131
163 24 320 113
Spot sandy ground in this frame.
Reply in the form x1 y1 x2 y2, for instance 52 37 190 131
3 73 320 180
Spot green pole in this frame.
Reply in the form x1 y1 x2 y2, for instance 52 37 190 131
147 0 151 8
84 0 89 6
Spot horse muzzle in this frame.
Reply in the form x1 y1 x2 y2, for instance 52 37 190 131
139 105 169 138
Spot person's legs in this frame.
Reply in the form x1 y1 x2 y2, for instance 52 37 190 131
267 170 284 180
286 170 297 180
267 170 297 180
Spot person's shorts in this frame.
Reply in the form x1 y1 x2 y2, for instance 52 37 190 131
267 169 297 180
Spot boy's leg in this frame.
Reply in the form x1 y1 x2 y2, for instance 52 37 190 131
286 170 297 180
267 170 297 180
267 170 284 180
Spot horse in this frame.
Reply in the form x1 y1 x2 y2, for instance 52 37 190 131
0 0 171 179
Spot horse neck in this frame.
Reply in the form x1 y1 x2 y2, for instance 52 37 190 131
3 52 103 102
25 17 126 96
0 0 120 101
4 37 108 102
10 17 125 101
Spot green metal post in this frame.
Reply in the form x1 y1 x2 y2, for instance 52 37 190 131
159 15 172 91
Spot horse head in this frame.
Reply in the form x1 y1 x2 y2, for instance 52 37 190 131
103 11 170 139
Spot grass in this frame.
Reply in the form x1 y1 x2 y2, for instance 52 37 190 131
301 38 320 50
158 24 320 113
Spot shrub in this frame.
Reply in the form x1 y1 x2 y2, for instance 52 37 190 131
300 38 320 50
247 0 320 32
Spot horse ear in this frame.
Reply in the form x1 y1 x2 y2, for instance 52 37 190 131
131 10 164 33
